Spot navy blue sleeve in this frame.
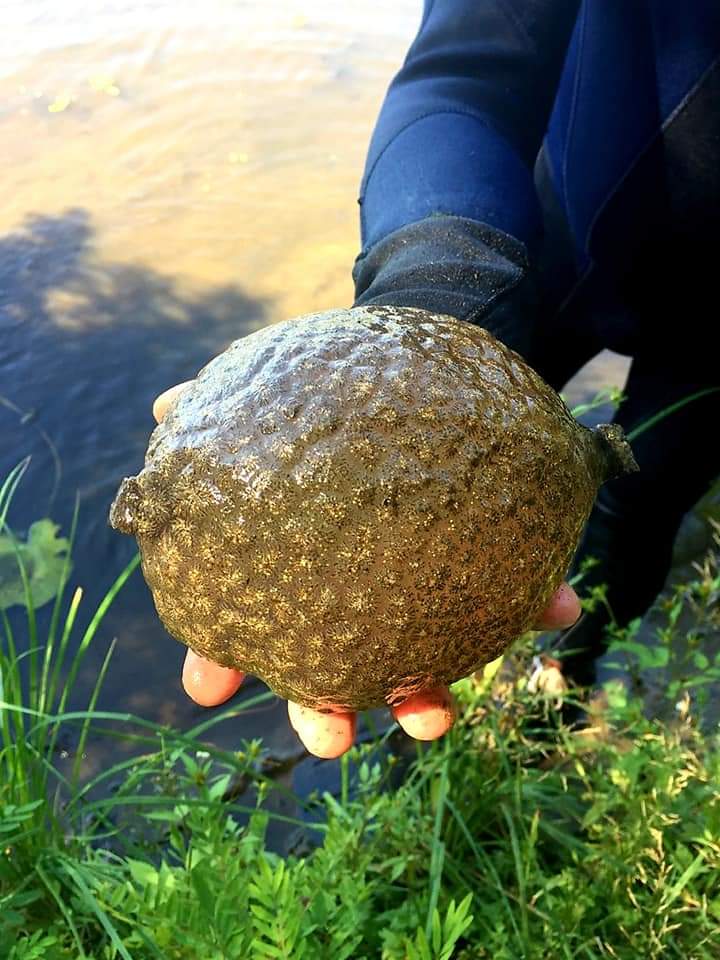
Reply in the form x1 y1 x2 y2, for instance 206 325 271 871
353 214 539 356
359 0 579 255
353 0 579 354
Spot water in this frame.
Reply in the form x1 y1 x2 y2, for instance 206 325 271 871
0 0 428 771
0 1 711 801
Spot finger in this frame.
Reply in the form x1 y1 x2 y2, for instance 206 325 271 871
153 381 194 423
391 686 456 741
533 581 581 630
182 649 245 707
287 701 356 759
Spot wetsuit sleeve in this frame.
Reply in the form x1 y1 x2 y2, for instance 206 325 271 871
353 0 578 355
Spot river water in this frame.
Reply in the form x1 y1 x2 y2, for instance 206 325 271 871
1 0 430 770
2 1 711 807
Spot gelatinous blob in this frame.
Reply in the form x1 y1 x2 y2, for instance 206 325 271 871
110 306 637 710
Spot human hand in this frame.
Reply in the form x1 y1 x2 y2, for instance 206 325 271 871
153 381 582 759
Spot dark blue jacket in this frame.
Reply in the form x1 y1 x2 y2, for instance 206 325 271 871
354 0 720 365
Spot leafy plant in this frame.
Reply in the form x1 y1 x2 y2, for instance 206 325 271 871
0 519 71 612
1 453 719 959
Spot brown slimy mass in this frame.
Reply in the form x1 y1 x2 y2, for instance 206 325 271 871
110 306 638 710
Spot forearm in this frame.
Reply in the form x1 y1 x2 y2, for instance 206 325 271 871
353 215 537 357
355 0 578 358
359 0 578 254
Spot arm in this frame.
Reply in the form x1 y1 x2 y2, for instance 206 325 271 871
354 0 578 355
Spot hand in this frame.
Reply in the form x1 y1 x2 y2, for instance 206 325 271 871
153 382 582 759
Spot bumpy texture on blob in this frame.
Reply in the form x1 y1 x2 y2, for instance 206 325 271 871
110 306 637 710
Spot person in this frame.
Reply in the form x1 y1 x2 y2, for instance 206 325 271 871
155 0 720 758
351 0 720 687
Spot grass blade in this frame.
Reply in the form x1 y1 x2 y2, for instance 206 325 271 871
40 496 80 719
425 743 449 942
0 457 30 529
627 387 720 441
35 860 89 959
56 552 140 718
72 636 117 786
59 857 133 960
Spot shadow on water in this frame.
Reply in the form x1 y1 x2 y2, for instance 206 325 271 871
0 209 400 850
0 210 290 753
0 208 270 516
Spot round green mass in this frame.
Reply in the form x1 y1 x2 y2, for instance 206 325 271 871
110 306 637 709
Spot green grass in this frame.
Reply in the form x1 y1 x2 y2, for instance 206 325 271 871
1 437 719 958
